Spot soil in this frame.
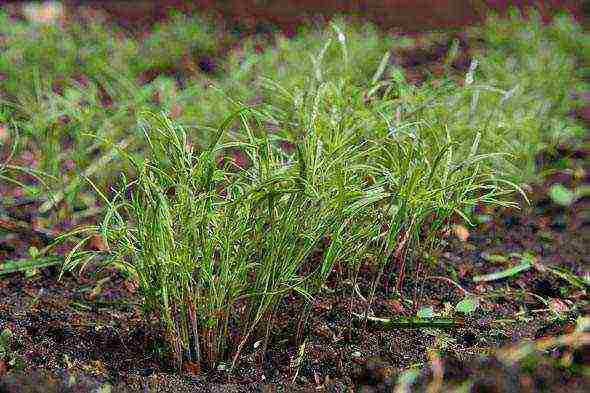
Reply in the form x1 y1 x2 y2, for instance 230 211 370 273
0 5 589 393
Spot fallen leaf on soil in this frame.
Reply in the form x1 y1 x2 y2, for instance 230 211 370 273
452 224 470 241
124 279 139 294
83 360 107 375
313 324 332 339
86 286 101 301
0 124 8 143
548 184 576 206
385 299 405 314
417 306 435 318
562 323 576 335
184 361 201 375
473 259 532 282
455 296 480 314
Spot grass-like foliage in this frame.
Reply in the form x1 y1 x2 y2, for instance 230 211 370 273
0 125 51 196
137 11 231 75
61 68 520 370
60 106 359 368
2 5 586 372
0 10 224 201
0 9 586 217
0 12 138 98
406 10 588 182
202 18 413 128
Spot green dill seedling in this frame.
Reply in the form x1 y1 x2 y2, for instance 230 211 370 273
137 11 230 76
5 6 587 374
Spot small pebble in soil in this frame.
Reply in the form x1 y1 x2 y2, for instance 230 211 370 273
503 216 520 228
461 330 478 347
533 278 562 298
351 356 396 388
572 344 590 366
550 215 568 231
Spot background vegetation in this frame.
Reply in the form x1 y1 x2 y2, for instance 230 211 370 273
0 5 587 377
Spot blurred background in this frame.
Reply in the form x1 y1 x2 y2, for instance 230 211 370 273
7 1 589 30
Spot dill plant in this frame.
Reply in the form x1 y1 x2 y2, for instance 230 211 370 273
61 111 249 368
227 79 375 364
59 40 387 367
59 82 521 372
137 11 231 76
58 16 525 371
60 105 366 370
400 8 588 183
251 44 523 314
270 74 521 309
468 9 586 180
60 82 369 365
193 17 414 132
356 125 521 309
12 6 584 373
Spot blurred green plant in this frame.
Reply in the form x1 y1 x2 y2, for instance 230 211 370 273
0 328 25 372
1 8 586 220
137 11 231 75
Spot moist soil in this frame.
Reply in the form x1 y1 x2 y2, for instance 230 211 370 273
0 9 589 393
0 153 588 392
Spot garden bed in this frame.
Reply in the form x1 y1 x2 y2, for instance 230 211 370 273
1 167 588 391
0 4 588 392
